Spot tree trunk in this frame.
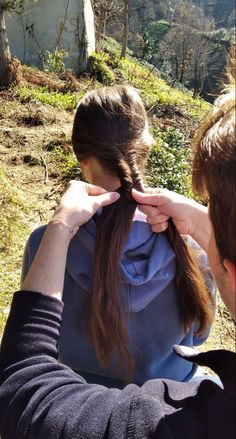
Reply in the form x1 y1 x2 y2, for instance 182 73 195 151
179 61 185 83
0 3 12 88
120 0 128 59
193 62 199 98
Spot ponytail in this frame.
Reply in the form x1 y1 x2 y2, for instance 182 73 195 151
91 157 143 380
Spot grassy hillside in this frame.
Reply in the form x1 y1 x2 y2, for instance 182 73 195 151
0 39 210 334
1 39 234 351
12 37 211 196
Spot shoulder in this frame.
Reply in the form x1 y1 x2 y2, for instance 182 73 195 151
111 373 233 438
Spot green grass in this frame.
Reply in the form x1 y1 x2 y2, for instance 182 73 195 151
101 36 210 119
51 147 82 181
119 57 210 119
14 38 211 121
0 169 31 336
15 86 78 111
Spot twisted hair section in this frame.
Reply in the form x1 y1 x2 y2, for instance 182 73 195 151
167 221 214 335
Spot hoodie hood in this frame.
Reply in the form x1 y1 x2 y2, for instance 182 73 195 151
66 213 176 313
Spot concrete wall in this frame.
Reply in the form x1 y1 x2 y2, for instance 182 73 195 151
5 0 95 73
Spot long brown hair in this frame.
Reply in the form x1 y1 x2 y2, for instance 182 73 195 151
192 52 236 265
72 85 213 379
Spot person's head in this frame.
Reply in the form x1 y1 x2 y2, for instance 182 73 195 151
72 85 213 380
192 57 236 317
72 85 153 191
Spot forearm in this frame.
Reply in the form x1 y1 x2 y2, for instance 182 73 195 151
190 202 210 252
22 222 73 301
0 291 174 439
132 189 211 251
0 292 118 437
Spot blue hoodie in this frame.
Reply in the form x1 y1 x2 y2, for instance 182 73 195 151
22 212 215 389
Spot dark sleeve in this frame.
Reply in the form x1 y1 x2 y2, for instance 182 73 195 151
0 292 124 438
0 292 219 439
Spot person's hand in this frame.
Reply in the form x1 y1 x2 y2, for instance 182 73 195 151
132 188 206 236
52 180 120 235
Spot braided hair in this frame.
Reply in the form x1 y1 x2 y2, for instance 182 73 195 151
72 85 213 381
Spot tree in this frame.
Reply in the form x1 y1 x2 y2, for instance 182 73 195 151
120 0 129 58
153 1 215 90
93 0 123 50
0 0 24 87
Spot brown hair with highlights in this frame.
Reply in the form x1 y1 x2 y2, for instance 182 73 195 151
192 49 236 265
72 85 213 380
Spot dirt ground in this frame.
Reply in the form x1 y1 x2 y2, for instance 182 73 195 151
0 86 235 362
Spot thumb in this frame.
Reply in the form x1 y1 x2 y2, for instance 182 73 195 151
93 191 120 209
132 188 159 206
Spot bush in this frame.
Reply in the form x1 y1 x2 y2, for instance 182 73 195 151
147 127 193 197
104 50 122 69
87 52 115 85
43 48 68 74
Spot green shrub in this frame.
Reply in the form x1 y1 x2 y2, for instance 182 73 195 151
104 50 122 69
147 127 193 197
87 52 115 85
43 48 68 73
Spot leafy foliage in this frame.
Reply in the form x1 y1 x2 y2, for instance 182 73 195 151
140 20 171 61
147 127 193 197
87 51 115 85
43 49 68 74
2 0 38 13
2 0 24 12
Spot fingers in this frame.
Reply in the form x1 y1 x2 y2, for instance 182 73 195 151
144 187 169 195
65 180 107 196
147 213 169 225
92 192 120 210
151 222 169 233
132 188 158 205
132 188 169 207
138 204 160 216
85 183 108 196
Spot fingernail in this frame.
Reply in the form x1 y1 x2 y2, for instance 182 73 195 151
111 192 120 200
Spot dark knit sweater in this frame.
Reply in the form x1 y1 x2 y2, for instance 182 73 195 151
0 291 235 439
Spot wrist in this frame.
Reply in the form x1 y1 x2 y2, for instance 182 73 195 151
47 220 77 242
188 201 205 236
49 219 79 239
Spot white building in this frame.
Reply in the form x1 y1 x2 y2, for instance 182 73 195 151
5 0 95 73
